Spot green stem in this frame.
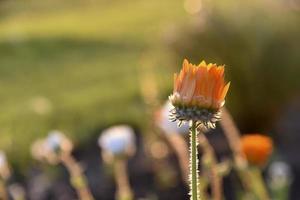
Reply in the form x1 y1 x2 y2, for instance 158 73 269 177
61 155 94 200
249 167 270 200
190 121 199 200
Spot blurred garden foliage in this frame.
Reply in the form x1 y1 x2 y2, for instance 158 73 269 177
0 0 186 168
169 0 300 132
0 0 299 170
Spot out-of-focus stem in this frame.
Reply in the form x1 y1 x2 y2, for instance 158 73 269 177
221 107 271 199
61 154 94 200
220 107 250 190
8 184 26 200
198 176 208 200
198 133 222 200
114 159 133 200
248 167 270 200
0 179 7 200
220 107 246 168
190 121 200 200
165 134 189 184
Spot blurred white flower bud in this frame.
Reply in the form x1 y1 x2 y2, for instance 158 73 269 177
31 131 73 164
268 161 292 189
156 101 189 135
46 130 73 155
0 151 11 180
47 131 64 152
98 125 136 160
0 151 7 168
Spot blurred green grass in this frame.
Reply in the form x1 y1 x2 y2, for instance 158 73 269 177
0 0 187 167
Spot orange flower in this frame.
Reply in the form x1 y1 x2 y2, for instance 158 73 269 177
241 134 273 166
170 59 230 111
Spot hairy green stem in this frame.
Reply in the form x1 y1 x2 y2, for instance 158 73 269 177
190 121 199 200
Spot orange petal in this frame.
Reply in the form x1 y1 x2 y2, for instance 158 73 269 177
220 82 230 100
199 60 207 66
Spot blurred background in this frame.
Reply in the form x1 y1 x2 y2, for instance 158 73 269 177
0 0 300 199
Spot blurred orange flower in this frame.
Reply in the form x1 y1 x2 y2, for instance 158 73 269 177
241 134 273 166
170 59 230 111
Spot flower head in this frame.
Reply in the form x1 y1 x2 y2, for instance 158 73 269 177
46 130 73 155
98 125 136 160
169 59 230 128
31 131 73 164
241 134 273 166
